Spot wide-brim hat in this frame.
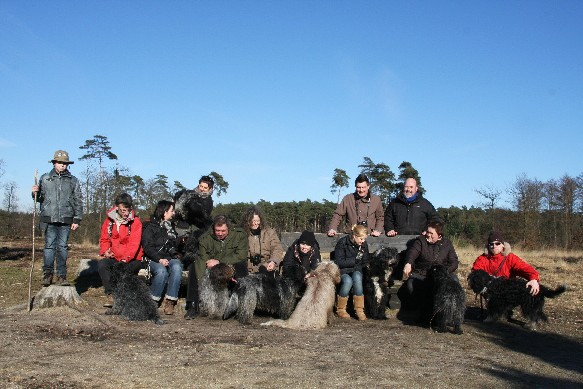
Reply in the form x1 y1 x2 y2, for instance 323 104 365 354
50 150 74 164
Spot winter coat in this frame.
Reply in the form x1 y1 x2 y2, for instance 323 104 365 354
141 220 181 263
198 228 248 265
471 242 539 281
99 206 143 262
333 235 370 275
384 193 440 235
405 235 458 278
35 168 83 225
247 227 284 273
282 240 321 273
329 192 384 234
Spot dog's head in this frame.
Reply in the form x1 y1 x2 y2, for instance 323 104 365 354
282 262 307 283
208 263 235 287
110 261 132 287
467 270 492 294
427 263 449 282
368 246 399 282
313 261 341 285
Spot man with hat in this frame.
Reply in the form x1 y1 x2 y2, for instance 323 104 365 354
471 231 540 295
32 150 83 286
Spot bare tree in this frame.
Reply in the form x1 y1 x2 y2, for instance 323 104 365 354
510 173 544 247
3 181 19 212
475 185 502 210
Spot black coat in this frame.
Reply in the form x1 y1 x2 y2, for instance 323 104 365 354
384 193 440 235
282 240 321 273
333 235 369 275
141 221 181 263
405 236 458 278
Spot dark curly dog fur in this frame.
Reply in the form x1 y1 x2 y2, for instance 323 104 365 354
261 262 341 330
223 263 306 324
467 269 566 330
106 262 164 325
426 264 465 334
363 246 399 319
198 263 236 319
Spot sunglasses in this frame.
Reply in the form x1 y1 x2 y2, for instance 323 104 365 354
489 241 503 247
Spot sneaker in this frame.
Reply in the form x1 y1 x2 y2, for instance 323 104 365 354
103 295 114 308
55 276 70 286
42 273 53 287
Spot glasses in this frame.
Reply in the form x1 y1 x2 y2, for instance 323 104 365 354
489 242 503 247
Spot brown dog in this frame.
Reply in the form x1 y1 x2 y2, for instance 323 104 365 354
261 261 341 330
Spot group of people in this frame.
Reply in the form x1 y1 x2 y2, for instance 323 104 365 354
34 149 542 324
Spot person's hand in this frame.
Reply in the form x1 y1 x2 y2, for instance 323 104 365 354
71 223 79 231
526 280 540 296
102 248 114 258
403 263 412 279
370 229 381 237
159 259 169 267
206 259 220 268
266 261 277 272
32 185 39 193
327 229 337 237
386 230 397 237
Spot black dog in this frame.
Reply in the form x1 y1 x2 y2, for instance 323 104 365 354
223 263 306 325
363 247 399 320
106 262 164 325
426 264 465 334
467 269 566 330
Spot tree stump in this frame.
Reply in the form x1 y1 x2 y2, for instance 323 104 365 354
33 285 85 309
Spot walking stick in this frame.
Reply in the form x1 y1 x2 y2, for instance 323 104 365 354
28 170 38 312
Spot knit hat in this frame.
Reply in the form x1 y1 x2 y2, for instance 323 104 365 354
487 231 504 244
298 230 317 246
50 150 74 164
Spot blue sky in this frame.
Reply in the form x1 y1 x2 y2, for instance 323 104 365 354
1 1 582 212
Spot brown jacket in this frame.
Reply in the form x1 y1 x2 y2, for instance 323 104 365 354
329 192 384 234
247 227 284 273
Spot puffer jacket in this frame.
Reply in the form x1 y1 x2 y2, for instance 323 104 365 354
384 193 439 235
471 242 539 281
141 220 181 263
405 235 458 278
35 168 83 225
333 235 370 275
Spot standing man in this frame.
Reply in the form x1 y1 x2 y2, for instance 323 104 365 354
185 215 248 319
327 173 384 237
32 150 83 286
384 178 440 237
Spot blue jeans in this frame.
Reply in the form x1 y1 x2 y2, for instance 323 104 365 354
149 259 183 300
338 271 363 297
43 223 71 277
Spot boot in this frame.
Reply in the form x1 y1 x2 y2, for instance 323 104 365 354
163 298 177 315
353 295 367 321
335 295 351 319
184 300 198 320
103 295 114 308
42 272 53 287
55 276 70 286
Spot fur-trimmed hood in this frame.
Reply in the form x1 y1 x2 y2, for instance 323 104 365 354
483 241 512 256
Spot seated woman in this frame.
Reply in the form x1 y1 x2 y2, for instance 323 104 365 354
333 224 370 321
241 205 284 275
399 221 459 323
281 230 321 275
141 200 184 316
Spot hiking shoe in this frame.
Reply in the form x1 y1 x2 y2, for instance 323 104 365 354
55 276 70 286
42 273 53 287
103 295 114 308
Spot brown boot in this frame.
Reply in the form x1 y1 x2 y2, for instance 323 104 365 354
163 299 177 315
55 276 70 286
353 295 367 321
335 295 351 319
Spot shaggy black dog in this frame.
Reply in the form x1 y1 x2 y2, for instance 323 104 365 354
106 262 164 325
426 264 465 334
198 263 236 319
223 263 306 325
363 246 399 320
467 270 566 330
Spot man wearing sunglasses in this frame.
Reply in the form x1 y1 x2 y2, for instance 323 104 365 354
471 231 540 295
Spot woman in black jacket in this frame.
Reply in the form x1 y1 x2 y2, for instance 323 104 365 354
333 224 370 321
141 200 184 316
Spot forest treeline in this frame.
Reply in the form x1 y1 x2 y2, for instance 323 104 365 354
1 135 582 250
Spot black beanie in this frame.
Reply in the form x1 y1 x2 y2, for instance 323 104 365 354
298 230 317 246
487 231 504 244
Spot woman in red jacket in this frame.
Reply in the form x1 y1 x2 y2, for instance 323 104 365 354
471 231 540 295
98 193 144 307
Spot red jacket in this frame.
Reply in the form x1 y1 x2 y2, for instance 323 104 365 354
99 207 144 262
471 244 539 281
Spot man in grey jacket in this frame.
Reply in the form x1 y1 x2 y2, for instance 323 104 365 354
32 150 83 286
